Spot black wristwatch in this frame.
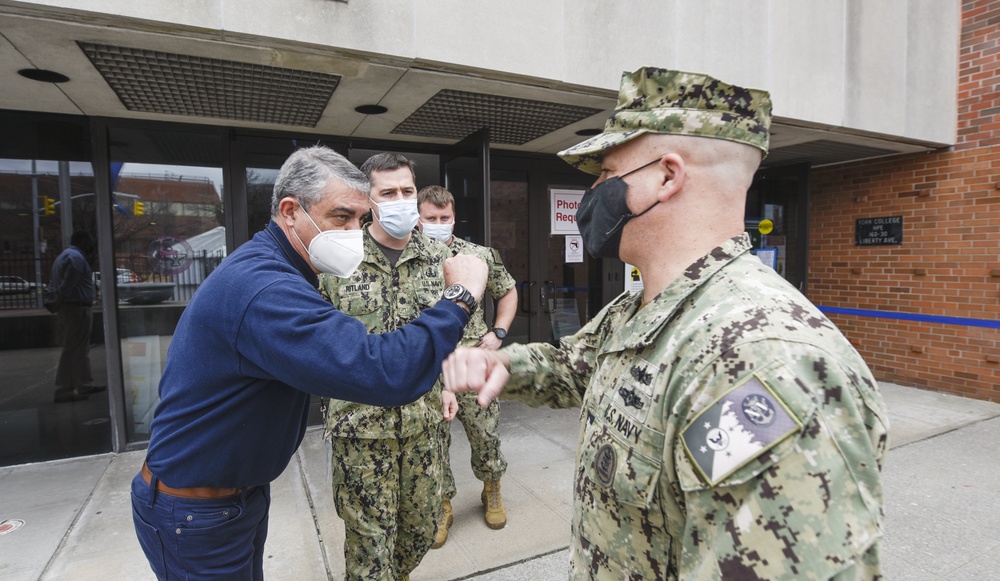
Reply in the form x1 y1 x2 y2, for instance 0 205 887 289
443 283 478 315
491 327 507 340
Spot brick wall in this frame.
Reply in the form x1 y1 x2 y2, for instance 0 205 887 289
807 0 1000 400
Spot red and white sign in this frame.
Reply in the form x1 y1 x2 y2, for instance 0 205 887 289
550 189 584 235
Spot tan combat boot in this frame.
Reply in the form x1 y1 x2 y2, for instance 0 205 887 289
431 499 453 549
481 480 507 529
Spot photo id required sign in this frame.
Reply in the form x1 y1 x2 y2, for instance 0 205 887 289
550 189 584 235
855 216 903 246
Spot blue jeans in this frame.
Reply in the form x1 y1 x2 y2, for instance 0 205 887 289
131 471 271 580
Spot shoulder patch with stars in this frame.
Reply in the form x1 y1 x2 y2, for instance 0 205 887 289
681 375 802 487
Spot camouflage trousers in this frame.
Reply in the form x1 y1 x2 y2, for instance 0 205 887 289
441 392 507 501
330 430 442 581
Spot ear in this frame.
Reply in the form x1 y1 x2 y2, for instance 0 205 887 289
656 153 685 202
277 197 298 226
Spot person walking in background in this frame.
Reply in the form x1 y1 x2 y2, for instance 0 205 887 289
418 185 518 547
443 67 889 579
50 230 105 403
319 153 477 581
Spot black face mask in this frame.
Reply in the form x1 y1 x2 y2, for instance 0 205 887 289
576 159 661 259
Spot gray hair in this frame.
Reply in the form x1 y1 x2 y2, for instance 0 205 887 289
271 146 369 216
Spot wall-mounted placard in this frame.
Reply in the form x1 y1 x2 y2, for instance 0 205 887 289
855 216 903 246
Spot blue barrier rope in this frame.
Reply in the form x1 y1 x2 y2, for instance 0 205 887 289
817 306 1000 330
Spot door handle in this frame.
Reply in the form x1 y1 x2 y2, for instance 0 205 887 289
542 280 555 314
519 281 536 314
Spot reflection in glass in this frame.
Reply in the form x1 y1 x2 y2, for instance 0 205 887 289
246 164 279 235
0 157 111 466
109 127 225 441
112 163 225 304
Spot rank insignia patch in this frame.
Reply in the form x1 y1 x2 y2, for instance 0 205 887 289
594 443 617 488
681 375 801 486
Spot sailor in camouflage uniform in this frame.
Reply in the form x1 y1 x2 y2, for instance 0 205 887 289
319 153 454 581
442 68 889 580
417 185 518 546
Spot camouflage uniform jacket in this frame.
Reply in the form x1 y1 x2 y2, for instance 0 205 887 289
502 234 889 580
319 227 450 439
448 237 516 347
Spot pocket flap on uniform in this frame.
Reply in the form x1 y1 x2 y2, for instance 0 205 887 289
339 287 380 316
591 434 663 508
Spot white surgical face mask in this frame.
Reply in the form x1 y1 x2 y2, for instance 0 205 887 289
292 207 364 277
421 221 454 244
374 199 419 239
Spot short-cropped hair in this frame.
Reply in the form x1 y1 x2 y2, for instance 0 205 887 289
359 152 416 182
417 185 455 209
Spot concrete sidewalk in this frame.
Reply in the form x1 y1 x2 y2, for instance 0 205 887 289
2 383 999 581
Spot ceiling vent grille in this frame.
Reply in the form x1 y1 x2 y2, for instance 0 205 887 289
78 42 340 127
392 89 603 145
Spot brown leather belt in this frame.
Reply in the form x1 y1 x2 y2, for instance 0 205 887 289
141 461 241 499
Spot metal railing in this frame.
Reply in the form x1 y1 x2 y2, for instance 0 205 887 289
0 249 225 309
0 254 53 310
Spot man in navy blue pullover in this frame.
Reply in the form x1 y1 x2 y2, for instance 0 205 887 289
131 145 486 580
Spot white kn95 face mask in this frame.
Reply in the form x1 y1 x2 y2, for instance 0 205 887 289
293 207 364 277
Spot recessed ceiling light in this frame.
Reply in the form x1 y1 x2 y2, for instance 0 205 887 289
18 68 70 83
575 128 602 136
355 104 388 115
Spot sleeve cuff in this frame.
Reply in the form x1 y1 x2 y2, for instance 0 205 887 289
435 299 471 323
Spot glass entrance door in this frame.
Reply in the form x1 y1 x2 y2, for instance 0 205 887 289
746 163 809 293
488 168 530 343
232 135 350 240
490 157 600 345
106 125 226 442
442 128 489 245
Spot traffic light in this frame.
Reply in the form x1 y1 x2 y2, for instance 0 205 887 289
42 196 55 216
134 201 145 216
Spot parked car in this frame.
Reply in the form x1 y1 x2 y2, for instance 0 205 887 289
93 268 140 289
117 282 175 305
0 275 38 295
92 269 173 305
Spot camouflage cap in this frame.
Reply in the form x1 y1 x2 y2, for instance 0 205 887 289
559 67 772 175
